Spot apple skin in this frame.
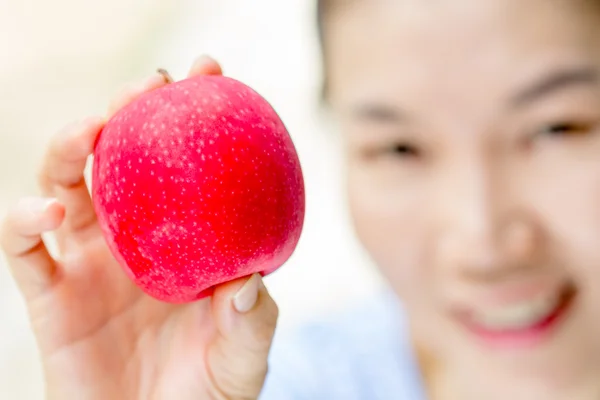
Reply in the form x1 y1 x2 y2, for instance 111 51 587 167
92 75 305 303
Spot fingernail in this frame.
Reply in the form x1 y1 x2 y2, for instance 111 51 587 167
192 54 219 71
20 197 57 216
233 274 262 313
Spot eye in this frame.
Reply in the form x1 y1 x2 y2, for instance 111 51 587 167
387 142 420 158
539 121 591 137
360 138 422 163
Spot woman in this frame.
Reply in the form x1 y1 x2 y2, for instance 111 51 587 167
3 0 600 398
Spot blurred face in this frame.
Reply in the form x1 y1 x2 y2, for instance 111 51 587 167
325 0 600 397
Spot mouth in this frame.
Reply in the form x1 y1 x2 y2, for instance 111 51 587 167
457 281 577 349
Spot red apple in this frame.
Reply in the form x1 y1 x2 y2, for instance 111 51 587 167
92 75 305 303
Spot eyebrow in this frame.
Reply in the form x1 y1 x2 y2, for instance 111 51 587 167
510 66 599 107
349 67 599 122
351 102 406 123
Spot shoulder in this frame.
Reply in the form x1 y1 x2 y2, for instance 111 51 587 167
260 291 425 400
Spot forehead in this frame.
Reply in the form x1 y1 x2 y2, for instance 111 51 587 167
326 0 600 108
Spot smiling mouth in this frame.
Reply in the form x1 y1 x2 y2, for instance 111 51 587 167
458 282 577 349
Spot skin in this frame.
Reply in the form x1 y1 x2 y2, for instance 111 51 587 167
0 57 279 400
5 1 600 399
324 0 600 399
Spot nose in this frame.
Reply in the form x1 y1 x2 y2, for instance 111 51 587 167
435 161 541 283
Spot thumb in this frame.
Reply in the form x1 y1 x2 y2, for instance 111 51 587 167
208 273 279 399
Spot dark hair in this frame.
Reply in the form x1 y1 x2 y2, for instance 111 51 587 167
315 0 600 103
317 0 327 49
316 0 329 101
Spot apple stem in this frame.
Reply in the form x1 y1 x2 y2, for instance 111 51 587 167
157 68 175 84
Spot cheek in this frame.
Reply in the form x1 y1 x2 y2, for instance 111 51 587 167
527 159 600 344
531 160 600 278
346 164 432 297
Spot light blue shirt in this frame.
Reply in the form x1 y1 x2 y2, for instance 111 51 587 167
261 291 427 400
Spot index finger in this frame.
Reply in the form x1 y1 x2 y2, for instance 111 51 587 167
38 117 105 196
36 117 104 244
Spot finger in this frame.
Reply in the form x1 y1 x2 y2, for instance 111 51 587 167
207 274 279 399
187 54 223 78
0 197 65 299
107 72 170 118
38 117 104 241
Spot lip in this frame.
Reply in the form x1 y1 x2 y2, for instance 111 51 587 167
455 282 577 350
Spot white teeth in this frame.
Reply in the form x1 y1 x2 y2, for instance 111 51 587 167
471 293 560 330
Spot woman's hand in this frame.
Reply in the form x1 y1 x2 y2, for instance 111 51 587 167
1 56 279 400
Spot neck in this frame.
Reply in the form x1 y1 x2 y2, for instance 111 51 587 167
415 344 600 400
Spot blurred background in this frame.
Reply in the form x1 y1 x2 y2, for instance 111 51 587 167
0 0 384 397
